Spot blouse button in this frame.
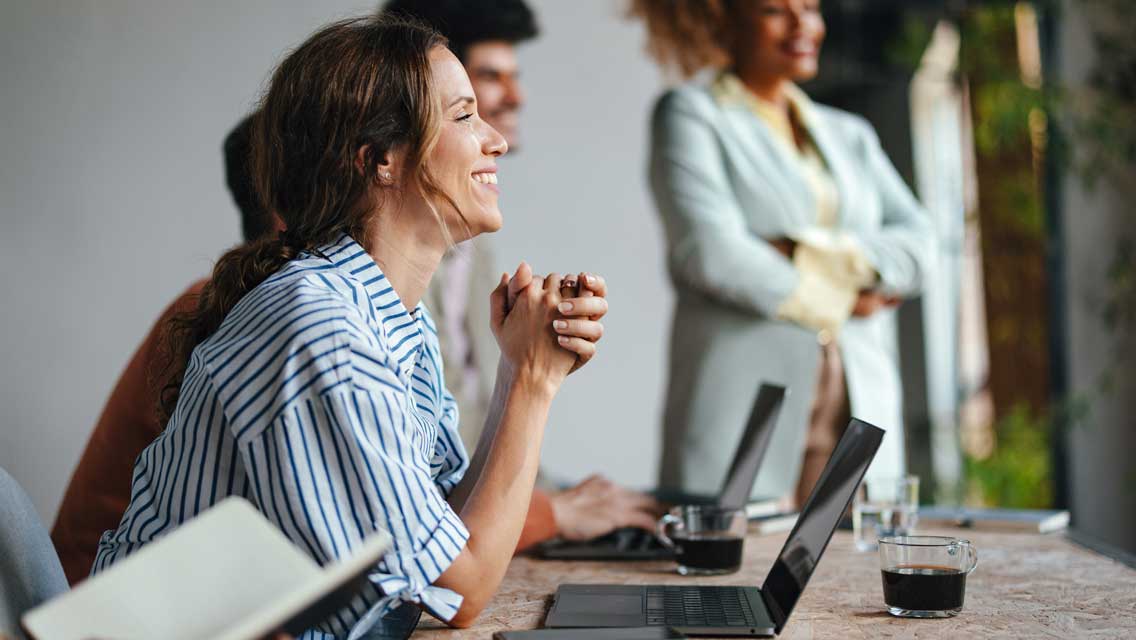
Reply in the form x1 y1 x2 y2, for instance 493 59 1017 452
817 328 834 346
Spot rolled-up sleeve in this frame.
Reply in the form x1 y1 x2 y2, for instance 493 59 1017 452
238 351 470 635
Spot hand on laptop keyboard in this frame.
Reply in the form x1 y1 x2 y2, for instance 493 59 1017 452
549 475 664 541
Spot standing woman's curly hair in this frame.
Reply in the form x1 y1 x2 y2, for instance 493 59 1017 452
627 0 745 77
158 15 455 422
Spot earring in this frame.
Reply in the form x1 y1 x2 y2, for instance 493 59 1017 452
381 171 393 182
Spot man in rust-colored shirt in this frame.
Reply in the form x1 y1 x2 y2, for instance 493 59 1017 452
50 116 273 584
51 281 205 584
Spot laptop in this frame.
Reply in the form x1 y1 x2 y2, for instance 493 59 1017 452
538 384 787 561
544 419 885 637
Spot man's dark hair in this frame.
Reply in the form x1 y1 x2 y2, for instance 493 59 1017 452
222 114 274 243
381 0 538 61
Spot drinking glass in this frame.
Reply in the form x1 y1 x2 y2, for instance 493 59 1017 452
852 475 919 551
656 505 747 575
879 535 978 618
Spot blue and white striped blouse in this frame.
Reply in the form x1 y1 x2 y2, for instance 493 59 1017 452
93 232 472 639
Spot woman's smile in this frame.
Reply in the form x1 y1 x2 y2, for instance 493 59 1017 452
471 167 499 192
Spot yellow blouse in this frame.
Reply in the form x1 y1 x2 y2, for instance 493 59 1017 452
713 73 875 341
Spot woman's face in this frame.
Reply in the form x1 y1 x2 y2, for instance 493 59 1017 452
735 0 826 82
426 47 508 241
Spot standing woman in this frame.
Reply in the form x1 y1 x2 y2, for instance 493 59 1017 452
92 16 608 639
631 0 932 506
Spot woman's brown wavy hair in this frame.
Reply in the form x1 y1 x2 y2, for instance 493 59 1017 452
627 0 747 77
156 15 456 423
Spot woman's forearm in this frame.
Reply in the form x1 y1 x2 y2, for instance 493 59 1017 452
435 370 553 627
447 357 514 512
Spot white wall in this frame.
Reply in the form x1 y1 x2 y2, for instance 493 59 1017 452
0 0 672 523
496 2 671 490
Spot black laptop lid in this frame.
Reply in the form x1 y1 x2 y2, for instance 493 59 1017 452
716 384 786 509
760 419 885 633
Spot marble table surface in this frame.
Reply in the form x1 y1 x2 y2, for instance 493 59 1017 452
411 527 1136 639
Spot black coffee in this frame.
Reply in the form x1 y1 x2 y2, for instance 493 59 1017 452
674 533 744 571
881 565 967 611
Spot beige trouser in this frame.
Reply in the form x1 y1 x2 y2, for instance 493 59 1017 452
794 341 851 508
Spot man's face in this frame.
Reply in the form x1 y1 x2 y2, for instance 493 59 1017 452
464 41 524 150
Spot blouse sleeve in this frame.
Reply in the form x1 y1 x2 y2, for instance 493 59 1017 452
235 329 470 634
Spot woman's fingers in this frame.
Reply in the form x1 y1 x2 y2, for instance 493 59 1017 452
561 273 579 293
580 272 607 299
542 273 566 309
552 318 604 341
556 296 608 319
507 261 533 310
555 335 597 360
542 272 565 291
560 274 580 309
489 272 510 329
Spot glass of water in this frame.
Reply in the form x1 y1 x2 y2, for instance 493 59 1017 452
853 475 919 551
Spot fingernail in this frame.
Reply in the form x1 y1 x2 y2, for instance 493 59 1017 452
558 302 573 313
558 335 569 345
584 275 594 285
553 320 568 330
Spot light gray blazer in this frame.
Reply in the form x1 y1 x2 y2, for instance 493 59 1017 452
649 81 934 498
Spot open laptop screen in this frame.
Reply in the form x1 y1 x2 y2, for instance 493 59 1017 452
716 384 786 509
760 419 885 633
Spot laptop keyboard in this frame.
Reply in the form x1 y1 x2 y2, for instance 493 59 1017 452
607 527 662 551
645 586 759 628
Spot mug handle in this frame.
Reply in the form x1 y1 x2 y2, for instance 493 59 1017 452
656 513 681 550
963 542 979 574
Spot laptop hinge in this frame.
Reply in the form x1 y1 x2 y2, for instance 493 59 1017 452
759 587 786 633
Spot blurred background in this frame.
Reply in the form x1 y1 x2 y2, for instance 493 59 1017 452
1 0 1132 556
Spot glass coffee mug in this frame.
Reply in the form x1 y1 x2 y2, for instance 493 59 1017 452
879 536 978 618
656 505 747 575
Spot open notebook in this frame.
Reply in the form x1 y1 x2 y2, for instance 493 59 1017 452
22 498 391 640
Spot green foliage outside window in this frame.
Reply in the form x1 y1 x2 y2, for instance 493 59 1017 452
891 0 1135 509
964 404 1054 509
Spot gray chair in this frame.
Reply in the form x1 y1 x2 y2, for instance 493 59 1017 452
0 466 68 639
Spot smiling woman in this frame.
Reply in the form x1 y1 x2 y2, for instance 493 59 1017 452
629 0 933 506
423 53 508 241
89 14 607 640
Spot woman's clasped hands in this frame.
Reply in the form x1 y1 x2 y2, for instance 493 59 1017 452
490 261 608 392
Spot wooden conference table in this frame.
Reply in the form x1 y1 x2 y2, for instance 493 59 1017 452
412 527 1136 639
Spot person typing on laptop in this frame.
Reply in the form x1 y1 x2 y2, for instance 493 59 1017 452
538 384 789 561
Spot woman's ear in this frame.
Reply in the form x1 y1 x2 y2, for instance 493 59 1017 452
355 144 407 187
